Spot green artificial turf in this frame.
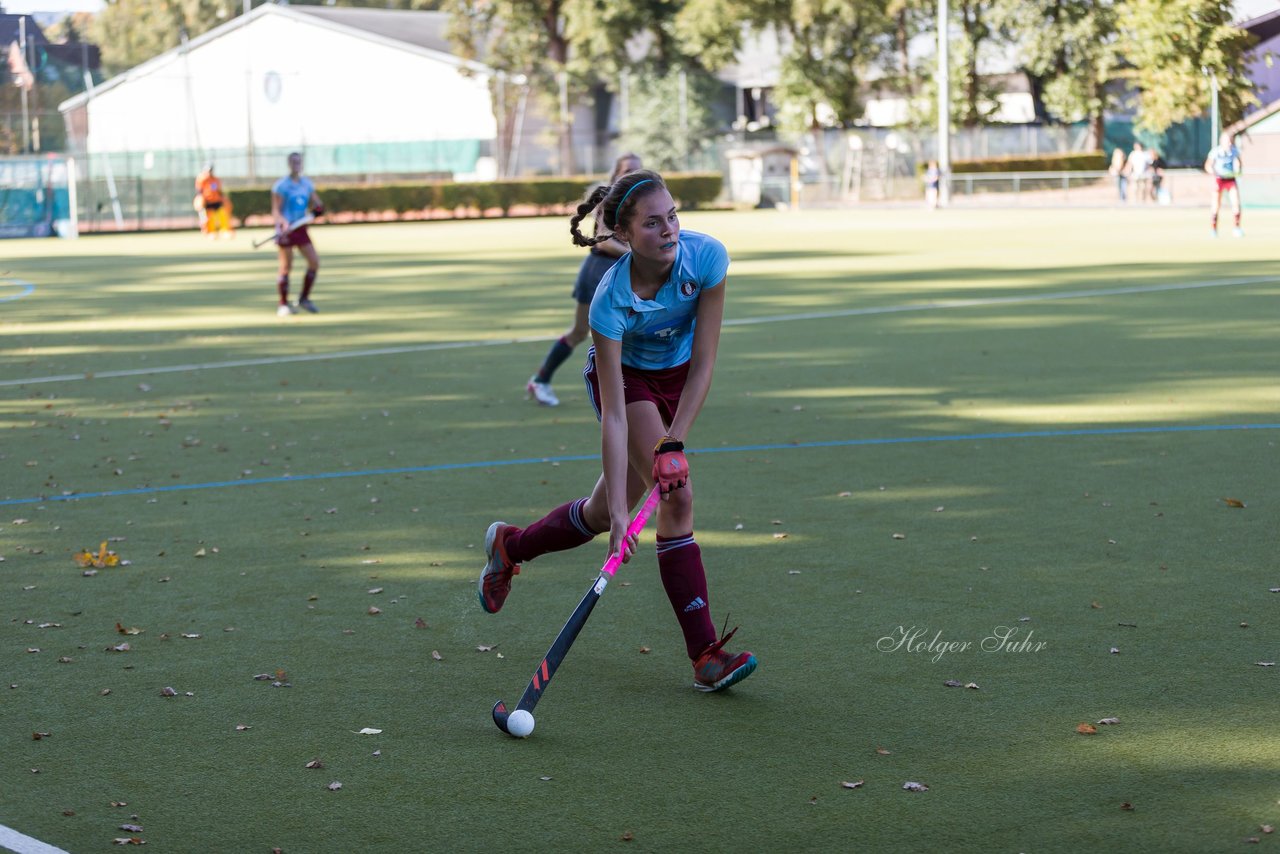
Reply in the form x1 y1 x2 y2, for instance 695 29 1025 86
2 207 1278 852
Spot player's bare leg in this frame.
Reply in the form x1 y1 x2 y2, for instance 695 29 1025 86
276 244 296 316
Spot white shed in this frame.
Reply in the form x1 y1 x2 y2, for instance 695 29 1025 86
58 5 498 182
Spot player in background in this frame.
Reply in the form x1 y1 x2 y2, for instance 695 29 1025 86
195 164 234 239
478 169 758 694
526 153 643 406
270 152 325 316
1205 131 1243 238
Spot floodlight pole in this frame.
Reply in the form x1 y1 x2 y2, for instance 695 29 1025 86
937 0 951 207
19 16 31 153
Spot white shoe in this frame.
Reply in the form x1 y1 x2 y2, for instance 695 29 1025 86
525 376 559 406
277 303 296 317
1232 227 1244 238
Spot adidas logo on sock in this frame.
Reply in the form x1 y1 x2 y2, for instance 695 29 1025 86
684 597 707 613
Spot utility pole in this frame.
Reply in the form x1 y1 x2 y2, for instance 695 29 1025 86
19 16 31 152
937 0 951 207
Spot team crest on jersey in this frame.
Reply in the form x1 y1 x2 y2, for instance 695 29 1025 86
680 280 697 297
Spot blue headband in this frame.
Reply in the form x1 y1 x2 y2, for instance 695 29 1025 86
617 178 654 209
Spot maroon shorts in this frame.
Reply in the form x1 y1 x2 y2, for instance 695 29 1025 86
280 226 313 249
583 346 689 425
1215 177 1237 192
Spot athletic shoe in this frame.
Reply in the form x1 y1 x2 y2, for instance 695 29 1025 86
298 298 319 313
526 376 560 407
277 303 296 317
477 522 520 614
1233 227 1244 238
1209 229 1218 238
692 627 758 692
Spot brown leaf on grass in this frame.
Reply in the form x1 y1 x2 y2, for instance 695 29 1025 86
115 623 143 636
110 801 128 808
621 831 635 842
431 650 443 661
414 618 428 629
107 642 130 653
772 532 788 540
32 731 51 740
159 687 177 697
875 747 891 755
1222 498 1246 508
367 606 382 616
305 759 324 769
62 810 75 816
1262 825 1274 834
841 780 865 789
1076 723 1098 735
639 646 651 654
111 838 145 846
1120 802 1135 811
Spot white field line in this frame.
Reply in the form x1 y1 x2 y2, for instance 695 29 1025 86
1 275 1274 389
0 823 71 854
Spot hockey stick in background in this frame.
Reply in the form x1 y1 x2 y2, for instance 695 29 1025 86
492 487 662 736
252 213 315 249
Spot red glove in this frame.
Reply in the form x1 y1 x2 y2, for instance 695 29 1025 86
652 437 689 495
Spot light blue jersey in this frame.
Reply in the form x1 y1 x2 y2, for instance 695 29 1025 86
1210 145 1240 179
588 230 729 371
272 175 315 224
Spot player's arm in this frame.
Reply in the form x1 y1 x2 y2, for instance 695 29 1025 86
271 191 285 231
666 277 726 444
1204 153 1214 175
590 331 636 562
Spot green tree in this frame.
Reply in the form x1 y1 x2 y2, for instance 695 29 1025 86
90 0 235 75
614 65 723 171
1002 0 1121 146
1116 0 1255 134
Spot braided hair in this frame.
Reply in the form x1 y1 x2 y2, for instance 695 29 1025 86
569 169 666 248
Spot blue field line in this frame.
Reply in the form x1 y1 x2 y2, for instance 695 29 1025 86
0 279 36 303
3 422 1277 508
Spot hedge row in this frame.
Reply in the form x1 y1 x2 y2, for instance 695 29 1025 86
230 173 723 220
948 151 1108 173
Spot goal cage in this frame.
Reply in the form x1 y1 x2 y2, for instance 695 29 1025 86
0 155 78 239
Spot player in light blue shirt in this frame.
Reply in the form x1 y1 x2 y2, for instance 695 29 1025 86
1204 131 1243 237
476 170 757 695
269 152 325 315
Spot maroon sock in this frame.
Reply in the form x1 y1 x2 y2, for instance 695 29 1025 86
1211 214 1219 229
277 275 290 304
301 269 317 300
504 497 599 564
1234 212 1242 227
657 533 716 660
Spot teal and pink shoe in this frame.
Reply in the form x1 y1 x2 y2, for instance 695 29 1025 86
693 627 757 692
477 522 520 614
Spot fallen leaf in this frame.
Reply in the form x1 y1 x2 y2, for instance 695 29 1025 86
1262 825 1274 834
107 642 130 653
327 781 342 791
891 533 906 540
1076 723 1098 735
353 728 382 735
235 724 251 731
194 548 206 558
112 838 145 846
944 680 964 688
368 587 384 595
1110 647 1120 654
1120 802 1135 811
119 824 143 833
414 618 428 629
1222 497 1246 508
367 606 382 616
476 644 496 652
902 781 929 792
1256 661 1276 667
159 687 177 697
639 646 651 654
965 683 980 690
841 780 864 789
621 831 634 842
772 532 788 539
32 731 51 740
1091 601 1102 609
180 633 201 639
431 650 442 661
1097 717 1121 725
115 623 143 636
876 747 891 755
305 759 324 769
